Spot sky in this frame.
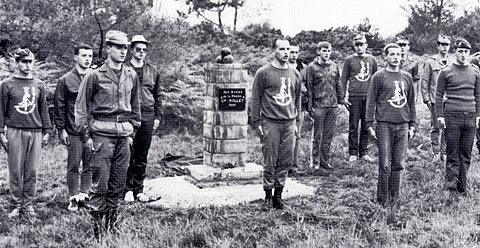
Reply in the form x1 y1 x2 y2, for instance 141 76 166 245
153 0 478 38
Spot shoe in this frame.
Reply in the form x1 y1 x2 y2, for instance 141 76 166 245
361 155 375 163
68 196 79 211
262 189 272 210
105 209 118 233
272 187 285 210
136 193 150 202
348 155 358 162
77 192 89 208
8 208 20 219
124 191 134 202
24 205 37 217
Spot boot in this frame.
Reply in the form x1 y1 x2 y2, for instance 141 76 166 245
262 188 272 210
91 211 105 240
272 187 285 210
105 209 118 233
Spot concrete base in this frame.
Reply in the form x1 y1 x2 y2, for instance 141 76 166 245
144 176 315 209
187 162 263 182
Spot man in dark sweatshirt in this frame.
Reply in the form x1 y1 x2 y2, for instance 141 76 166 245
306 41 344 169
124 35 162 203
251 39 301 210
341 33 378 163
75 30 141 237
54 43 93 212
0 48 52 218
421 34 453 161
396 35 420 103
435 38 480 194
366 43 416 207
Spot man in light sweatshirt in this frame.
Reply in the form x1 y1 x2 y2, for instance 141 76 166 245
251 38 301 210
341 33 378 163
435 38 480 194
0 48 52 218
366 43 416 207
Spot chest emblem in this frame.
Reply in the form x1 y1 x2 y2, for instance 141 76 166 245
355 61 371 82
388 80 407 108
273 77 292 106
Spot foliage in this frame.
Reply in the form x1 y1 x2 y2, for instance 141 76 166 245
181 0 246 32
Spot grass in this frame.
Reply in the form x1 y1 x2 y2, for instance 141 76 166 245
1 103 480 247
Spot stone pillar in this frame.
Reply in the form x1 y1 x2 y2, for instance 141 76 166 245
203 63 248 168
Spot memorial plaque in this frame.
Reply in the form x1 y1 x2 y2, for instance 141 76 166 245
218 88 246 111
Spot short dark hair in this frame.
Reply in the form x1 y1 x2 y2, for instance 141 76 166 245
272 38 288 49
317 41 331 50
289 40 299 47
384 43 401 55
74 43 93 55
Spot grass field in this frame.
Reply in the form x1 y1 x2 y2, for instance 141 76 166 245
2 103 480 248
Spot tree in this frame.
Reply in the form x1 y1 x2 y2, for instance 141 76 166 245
182 0 245 32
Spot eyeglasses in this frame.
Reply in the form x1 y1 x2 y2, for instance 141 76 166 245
19 60 33 64
438 42 450 47
397 43 408 47
354 42 365 47
290 51 299 54
135 47 147 53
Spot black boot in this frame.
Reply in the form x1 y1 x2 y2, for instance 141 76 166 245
91 211 105 240
272 187 285 210
262 188 272 210
105 209 118 233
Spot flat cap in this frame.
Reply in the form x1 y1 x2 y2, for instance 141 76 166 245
437 34 451 44
396 35 409 44
13 48 34 61
105 30 130 45
130 35 150 45
353 33 367 43
454 38 471 49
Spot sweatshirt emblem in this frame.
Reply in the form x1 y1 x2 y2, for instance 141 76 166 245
14 86 36 114
388 80 407 108
355 61 371 82
273 77 292 106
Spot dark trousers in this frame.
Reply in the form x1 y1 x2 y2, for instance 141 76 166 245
262 119 295 189
88 135 130 212
126 118 155 195
376 122 408 205
348 96 369 156
67 135 92 197
293 111 305 168
444 111 476 193
312 107 337 166
430 103 446 155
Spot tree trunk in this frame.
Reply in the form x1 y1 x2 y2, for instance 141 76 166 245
233 4 238 32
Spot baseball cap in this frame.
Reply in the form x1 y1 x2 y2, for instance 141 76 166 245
437 34 451 44
105 30 130 45
396 35 409 45
353 33 367 43
13 48 34 61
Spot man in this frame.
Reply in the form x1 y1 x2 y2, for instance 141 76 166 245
288 42 307 172
396 35 420 102
0 48 52 218
251 39 301 210
435 38 480 194
305 41 344 169
421 34 453 161
366 43 416 207
341 33 378 162
124 35 162 202
54 43 93 211
75 30 141 237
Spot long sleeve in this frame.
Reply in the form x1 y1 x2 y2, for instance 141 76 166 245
341 58 350 96
335 65 344 104
372 57 378 75
75 71 95 129
153 70 163 120
407 75 417 127
421 62 432 103
475 71 480 117
54 77 67 130
130 74 141 128
0 82 8 133
251 70 264 128
295 72 301 122
365 73 379 128
435 70 447 117
38 83 53 134
305 65 314 112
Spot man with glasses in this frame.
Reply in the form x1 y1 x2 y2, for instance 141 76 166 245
435 38 480 194
124 35 162 202
396 35 420 103
341 33 378 163
421 34 453 161
0 48 52 219
75 30 141 238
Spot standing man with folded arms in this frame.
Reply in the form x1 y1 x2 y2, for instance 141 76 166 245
75 30 141 238
124 35 162 202
251 39 301 210
435 38 480 194
341 33 378 163
54 43 93 212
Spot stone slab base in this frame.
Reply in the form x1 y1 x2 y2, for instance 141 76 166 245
144 176 316 209
186 162 263 182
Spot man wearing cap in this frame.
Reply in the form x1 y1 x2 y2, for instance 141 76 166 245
54 43 93 212
421 34 454 161
306 41 344 170
341 33 378 163
396 35 420 103
366 43 416 207
435 38 480 194
75 30 140 237
124 35 162 202
0 48 52 218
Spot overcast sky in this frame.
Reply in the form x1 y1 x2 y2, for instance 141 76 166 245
154 0 478 37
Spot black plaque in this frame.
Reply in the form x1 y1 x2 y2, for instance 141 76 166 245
218 88 246 111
